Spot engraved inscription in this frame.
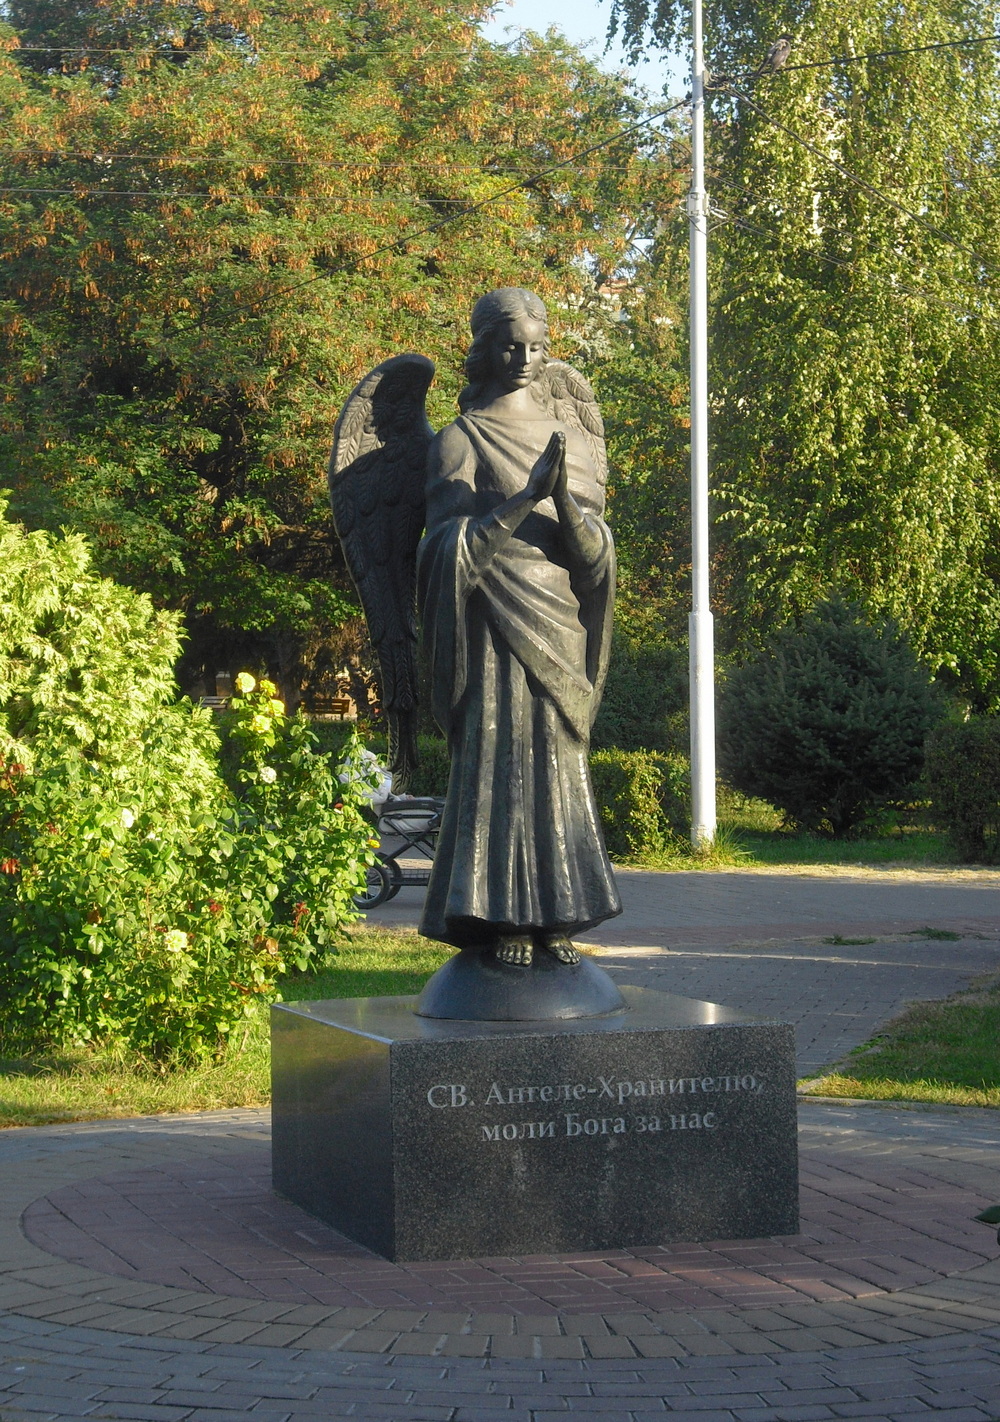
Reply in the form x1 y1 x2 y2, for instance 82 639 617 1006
422 1070 764 1144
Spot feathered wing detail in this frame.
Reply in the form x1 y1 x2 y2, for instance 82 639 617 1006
329 353 435 791
543 359 608 488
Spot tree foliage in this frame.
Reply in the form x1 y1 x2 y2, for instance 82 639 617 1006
719 598 941 835
604 0 1000 704
925 716 1000 862
0 0 673 699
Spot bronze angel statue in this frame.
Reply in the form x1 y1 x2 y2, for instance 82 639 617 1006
330 287 623 1002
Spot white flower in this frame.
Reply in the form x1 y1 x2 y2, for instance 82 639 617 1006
163 929 188 953
120 808 135 829
259 766 278 784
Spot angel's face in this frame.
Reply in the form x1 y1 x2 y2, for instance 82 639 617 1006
489 316 547 393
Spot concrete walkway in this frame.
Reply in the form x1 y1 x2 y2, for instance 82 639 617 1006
2 868 1000 1421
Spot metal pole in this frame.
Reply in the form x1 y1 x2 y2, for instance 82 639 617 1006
688 0 716 848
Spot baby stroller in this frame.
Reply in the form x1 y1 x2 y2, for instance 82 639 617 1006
353 796 445 910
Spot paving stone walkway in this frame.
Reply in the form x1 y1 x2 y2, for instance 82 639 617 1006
2 868 1000 1420
378 869 1000 1076
16 1124 1000 1314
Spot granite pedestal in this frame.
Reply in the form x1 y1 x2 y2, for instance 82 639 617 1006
271 986 798 1262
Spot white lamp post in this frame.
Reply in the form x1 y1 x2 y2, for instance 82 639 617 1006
687 0 717 848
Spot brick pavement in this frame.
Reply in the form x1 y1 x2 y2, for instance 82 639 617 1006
17 1137 1000 1312
2 1106 1000 1417
1 1315 1000 1421
3 869 1000 1419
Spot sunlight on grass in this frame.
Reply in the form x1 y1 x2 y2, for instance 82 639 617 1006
617 785 964 873
0 928 450 1128
800 972 1000 1108
801 1075 1000 1108
711 786 957 870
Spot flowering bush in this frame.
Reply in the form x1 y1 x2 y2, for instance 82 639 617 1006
0 510 374 1060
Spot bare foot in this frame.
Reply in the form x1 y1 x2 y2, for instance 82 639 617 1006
495 934 533 966
540 933 581 965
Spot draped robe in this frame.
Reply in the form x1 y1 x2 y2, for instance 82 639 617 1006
417 407 622 947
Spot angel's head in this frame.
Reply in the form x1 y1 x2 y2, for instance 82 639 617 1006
459 287 549 411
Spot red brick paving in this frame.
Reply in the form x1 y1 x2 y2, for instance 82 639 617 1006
21 1145 997 1316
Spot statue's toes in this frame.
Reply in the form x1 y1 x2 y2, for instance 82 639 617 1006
495 936 533 966
544 936 581 965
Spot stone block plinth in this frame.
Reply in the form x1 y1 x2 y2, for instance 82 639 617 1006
271 986 798 1261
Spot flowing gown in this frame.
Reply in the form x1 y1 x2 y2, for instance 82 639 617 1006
417 406 623 947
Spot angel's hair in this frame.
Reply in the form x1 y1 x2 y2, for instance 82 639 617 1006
458 287 549 412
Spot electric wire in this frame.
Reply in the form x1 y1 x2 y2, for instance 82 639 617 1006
757 32 1000 76
0 97 685 306
0 152 663 170
207 96 689 308
8 31 1000 68
8 33 1000 63
0 100 683 207
0 185 615 202
701 175 999 324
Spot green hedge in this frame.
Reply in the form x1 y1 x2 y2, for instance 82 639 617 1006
925 717 1000 862
589 748 688 858
224 723 689 859
407 736 452 798
398 736 688 859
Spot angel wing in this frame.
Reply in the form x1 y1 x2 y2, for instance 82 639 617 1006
542 359 608 488
329 353 435 792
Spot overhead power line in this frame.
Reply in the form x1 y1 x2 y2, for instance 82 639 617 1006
0 98 686 306
0 100 681 206
0 150 658 173
715 205 1000 327
0 41 555 59
0 185 615 203
8 31 1000 67
778 32 1000 75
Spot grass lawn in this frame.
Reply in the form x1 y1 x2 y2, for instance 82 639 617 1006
0 929 451 1129
629 790 969 872
800 972 1000 1108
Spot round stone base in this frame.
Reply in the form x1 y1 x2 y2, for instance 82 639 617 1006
415 945 628 1021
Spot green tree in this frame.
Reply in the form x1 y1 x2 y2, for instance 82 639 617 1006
0 0 672 702
719 598 941 835
605 0 1000 704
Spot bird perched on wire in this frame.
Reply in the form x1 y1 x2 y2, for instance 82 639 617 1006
755 34 794 75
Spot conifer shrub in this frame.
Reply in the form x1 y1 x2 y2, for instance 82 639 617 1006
925 717 1000 861
718 599 940 837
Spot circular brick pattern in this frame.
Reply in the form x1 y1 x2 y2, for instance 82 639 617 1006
21 1142 996 1315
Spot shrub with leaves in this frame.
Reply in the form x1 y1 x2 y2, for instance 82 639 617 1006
591 633 688 754
0 509 374 1058
589 749 688 858
719 599 941 837
925 717 1000 862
